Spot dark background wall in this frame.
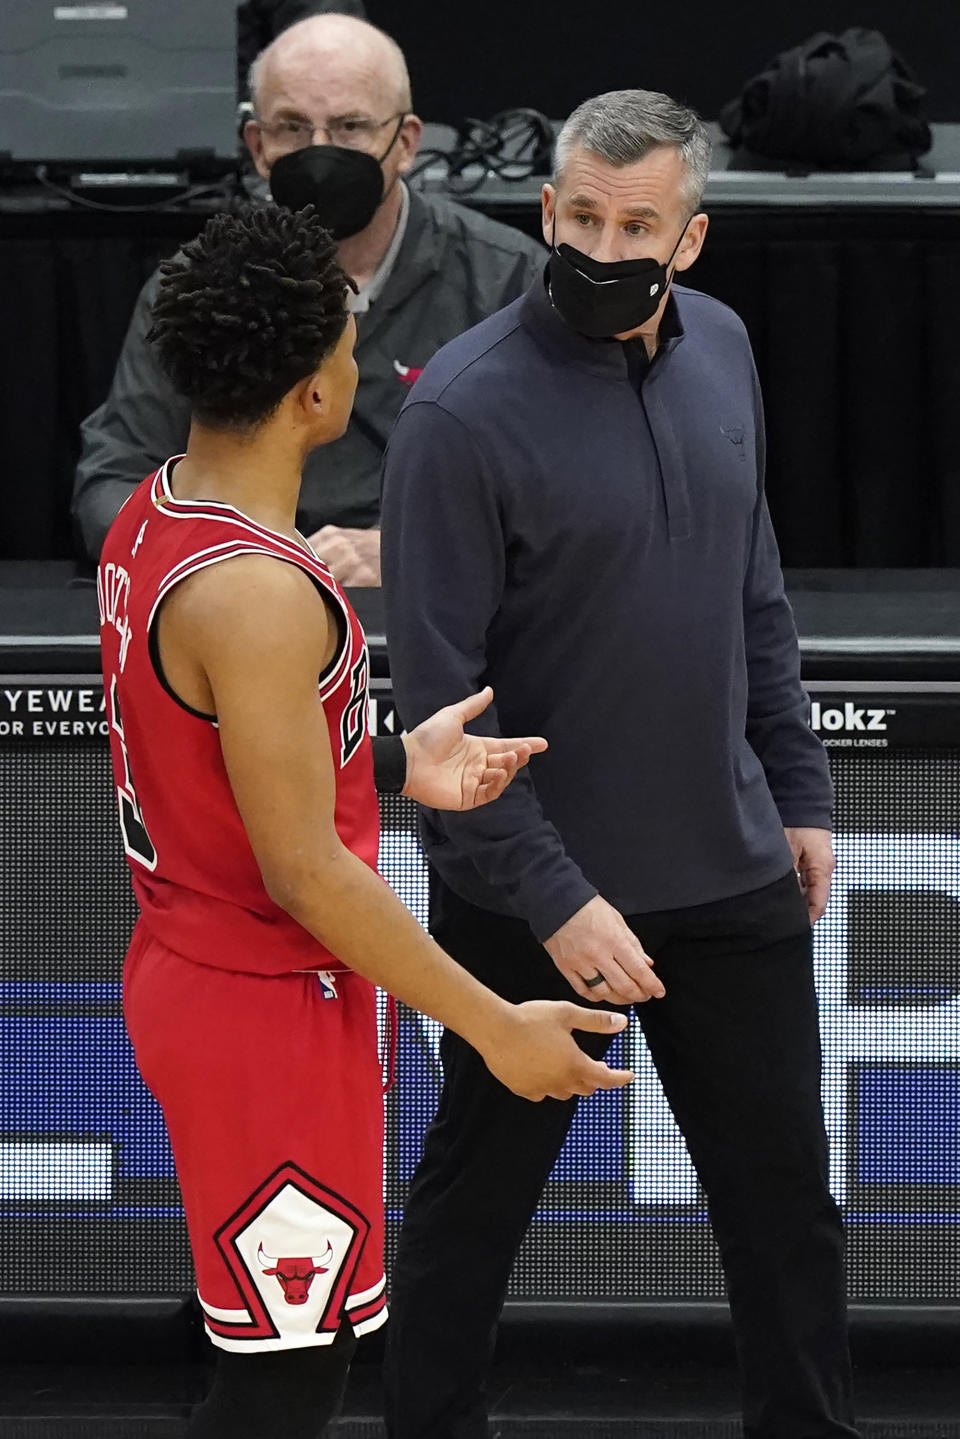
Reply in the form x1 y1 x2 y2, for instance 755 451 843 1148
366 1 957 124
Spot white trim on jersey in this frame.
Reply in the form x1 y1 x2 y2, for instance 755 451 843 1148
150 461 358 692
154 539 294 594
197 1291 254 1324
154 460 328 572
345 1275 386 1310
200 1295 388 1353
154 484 321 571
147 544 355 705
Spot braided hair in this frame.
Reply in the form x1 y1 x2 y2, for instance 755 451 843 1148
148 204 353 431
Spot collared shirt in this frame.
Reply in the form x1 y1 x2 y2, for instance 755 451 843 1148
348 181 411 314
381 273 833 940
620 298 684 388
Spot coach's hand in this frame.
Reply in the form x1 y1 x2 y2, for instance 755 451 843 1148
544 896 665 1004
785 826 835 923
480 1002 634 1102
402 687 547 811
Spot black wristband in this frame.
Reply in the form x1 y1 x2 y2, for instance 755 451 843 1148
372 735 407 794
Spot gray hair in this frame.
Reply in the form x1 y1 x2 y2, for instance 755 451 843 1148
554 90 712 213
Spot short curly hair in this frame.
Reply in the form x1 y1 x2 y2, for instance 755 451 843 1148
148 205 353 431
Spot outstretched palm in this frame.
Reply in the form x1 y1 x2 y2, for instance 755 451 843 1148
402 687 547 811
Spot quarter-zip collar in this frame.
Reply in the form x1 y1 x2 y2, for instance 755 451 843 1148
520 264 685 383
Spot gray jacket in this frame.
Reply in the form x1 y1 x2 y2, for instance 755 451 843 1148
72 191 545 559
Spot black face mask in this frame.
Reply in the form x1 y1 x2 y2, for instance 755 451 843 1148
269 118 404 240
547 219 690 339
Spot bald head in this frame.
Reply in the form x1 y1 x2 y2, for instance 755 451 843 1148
250 14 412 118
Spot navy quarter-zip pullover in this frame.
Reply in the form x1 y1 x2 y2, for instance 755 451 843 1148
380 274 833 942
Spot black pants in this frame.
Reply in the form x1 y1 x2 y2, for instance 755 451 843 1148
187 1323 356 1438
383 872 857 1439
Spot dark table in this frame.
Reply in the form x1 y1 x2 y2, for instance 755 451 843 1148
3 562 959 683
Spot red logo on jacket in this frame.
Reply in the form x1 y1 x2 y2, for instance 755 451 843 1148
393 360 423 388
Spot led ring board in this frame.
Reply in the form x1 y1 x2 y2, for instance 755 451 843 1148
1 677 959 1305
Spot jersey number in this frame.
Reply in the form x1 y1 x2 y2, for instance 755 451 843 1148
109 677 158 871
340 649 369 767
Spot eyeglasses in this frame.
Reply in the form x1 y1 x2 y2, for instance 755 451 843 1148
254 113 405 153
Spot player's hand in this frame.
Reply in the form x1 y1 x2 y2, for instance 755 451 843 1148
784 826 835 923
402 687 547 811
481 1002 634 1102
544 896 664 1004
308 526 381 586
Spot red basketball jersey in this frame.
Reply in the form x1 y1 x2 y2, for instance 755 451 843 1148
98 458 380 976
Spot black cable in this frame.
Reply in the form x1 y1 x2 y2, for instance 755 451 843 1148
409 107 554 195
31 164 242 214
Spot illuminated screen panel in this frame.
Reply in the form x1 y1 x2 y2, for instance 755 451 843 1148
1 681 960 1303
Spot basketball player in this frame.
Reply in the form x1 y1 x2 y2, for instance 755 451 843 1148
96 205 633 1439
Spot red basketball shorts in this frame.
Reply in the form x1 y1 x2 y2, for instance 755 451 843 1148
123 921 387 1353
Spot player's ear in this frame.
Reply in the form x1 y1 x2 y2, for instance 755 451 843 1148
294 368 327 419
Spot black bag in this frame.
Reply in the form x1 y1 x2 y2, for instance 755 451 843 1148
719 28 932 172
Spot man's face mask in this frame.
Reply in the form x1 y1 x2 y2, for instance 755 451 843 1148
269 117 405 241
547 213 690 339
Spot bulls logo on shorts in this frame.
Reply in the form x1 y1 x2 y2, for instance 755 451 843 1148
198 1161 385 1351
